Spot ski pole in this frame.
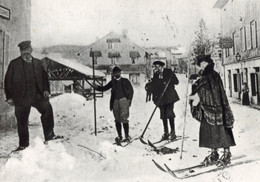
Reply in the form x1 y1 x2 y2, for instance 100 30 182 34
180 59 190 159
140 76 173 139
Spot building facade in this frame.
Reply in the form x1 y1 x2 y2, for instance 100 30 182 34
77 32 148 86
0 0 31 128
214 0 260 105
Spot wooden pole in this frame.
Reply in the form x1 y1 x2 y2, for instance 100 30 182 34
180 57 190 159
91 49 97 136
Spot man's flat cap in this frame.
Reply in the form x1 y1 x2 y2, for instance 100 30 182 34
196 54 213 66
18 40 31 50
112 66 122 73
153 60 165 67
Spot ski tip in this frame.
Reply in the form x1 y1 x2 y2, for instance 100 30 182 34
152 159 167 172
164 164 178 177
139 137 148 144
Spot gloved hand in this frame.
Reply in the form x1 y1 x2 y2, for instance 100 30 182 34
189 93 200 106
43 91 50 98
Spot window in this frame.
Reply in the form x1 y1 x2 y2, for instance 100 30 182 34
250 20 257 49
240 27 246 51
108 42 113 49
107 42 119 49
225 48 230 57
232 32 236 55
107 38 120 49
111 58 118 65
129 73 140 84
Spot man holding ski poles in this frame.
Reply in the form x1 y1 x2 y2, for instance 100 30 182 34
149 60 180 141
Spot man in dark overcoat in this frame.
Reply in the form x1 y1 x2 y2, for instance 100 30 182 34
151 60 179 140
189 55 236 167
4 41 60 151
93 66 134 143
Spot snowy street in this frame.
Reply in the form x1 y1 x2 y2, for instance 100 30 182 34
1 74 260 182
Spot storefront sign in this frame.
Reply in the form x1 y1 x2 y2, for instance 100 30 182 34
219 37 233 49
0 5 10 20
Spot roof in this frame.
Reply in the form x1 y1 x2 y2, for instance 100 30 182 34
33 53 105 78
213 0 228 9
48 54 105 78
77 31 147 55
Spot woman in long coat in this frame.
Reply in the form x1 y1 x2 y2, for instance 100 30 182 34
241 82 250 105
189 55 236 167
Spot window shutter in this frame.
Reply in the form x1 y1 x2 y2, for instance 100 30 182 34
246 24 251 50
108 52 121 58
129 51 140 58
0 30 4 86
4 31 10 66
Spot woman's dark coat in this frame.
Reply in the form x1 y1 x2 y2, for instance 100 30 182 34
192 63 234 128
96 78 134 111
4 57 50 102
151 68 179 106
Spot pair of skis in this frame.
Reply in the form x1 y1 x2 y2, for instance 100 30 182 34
113 137 139 147
140 137 180 155
152 154 254 179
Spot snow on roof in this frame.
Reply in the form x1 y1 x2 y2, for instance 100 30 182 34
49 55 105 78
33 53 105 78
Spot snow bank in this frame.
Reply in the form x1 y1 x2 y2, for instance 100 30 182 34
1 74 260 182
0 137 76 182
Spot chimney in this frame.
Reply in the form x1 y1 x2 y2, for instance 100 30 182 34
122 29 128 39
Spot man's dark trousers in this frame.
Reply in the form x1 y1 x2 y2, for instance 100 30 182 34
15 98 55 147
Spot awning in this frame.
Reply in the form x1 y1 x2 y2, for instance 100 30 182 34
89 51 102 57
106 38 121 43
129 51 140 58
108 52 121 58
42 54 105 78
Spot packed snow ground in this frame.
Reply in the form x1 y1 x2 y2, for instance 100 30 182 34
0 74 260 182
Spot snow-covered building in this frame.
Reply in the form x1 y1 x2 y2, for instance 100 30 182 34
214 0 260 105
77 32 149 86
145 46 181 76
0 0 31 128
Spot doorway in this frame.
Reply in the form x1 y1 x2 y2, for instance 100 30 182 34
228 70 232 97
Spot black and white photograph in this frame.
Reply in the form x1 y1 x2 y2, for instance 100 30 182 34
0 0 260 181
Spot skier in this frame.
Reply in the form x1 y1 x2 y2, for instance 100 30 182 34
189 55 236 167
150 60 180 141
92 66 134 143
4 41 62 151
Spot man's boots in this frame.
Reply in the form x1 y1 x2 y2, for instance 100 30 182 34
115 122 122 142
169 131 177 140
